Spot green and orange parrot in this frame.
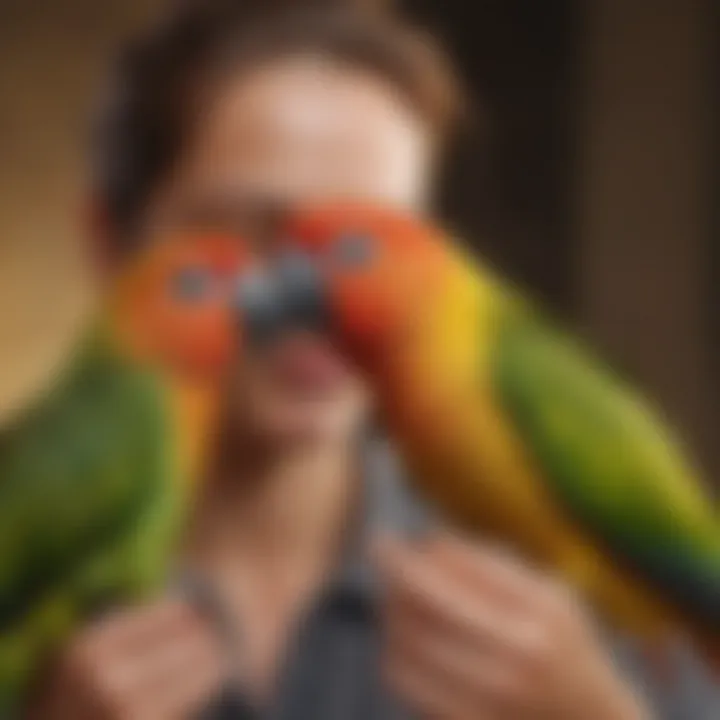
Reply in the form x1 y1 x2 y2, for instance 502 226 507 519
0 232 250 712
249 201 720 668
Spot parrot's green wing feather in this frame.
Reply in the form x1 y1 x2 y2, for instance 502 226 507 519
494 302 720 628
0 329 181 708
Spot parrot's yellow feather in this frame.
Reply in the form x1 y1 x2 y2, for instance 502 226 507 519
387 254 680 637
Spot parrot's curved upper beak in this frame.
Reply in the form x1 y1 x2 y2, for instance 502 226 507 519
236 251 330 346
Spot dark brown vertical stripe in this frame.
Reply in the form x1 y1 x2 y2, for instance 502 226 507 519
575 0 717 480
404 0 579 314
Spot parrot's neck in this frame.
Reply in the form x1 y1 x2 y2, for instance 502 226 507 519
167 374 223 490
97 276 148 363
363 250 493 434
90 309 223 489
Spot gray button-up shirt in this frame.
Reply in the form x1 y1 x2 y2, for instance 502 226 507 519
191 439 719 719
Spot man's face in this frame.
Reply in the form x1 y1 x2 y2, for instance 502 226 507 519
135 56 434 448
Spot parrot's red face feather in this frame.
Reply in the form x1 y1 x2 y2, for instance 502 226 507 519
110 233 251 379
279 202 447 366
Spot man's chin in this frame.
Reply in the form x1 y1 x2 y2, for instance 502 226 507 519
263 406 357 448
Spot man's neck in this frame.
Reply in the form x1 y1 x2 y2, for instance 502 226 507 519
184 436 359 589
182 436 360 698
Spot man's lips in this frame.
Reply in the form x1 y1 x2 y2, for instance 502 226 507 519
268 336 349 392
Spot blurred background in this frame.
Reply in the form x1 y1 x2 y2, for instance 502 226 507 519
0 0 717 478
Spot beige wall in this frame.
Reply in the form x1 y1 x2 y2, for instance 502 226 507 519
0 0 161 422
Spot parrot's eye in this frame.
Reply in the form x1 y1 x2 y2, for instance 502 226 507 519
171 267 215 302
332 232 374 269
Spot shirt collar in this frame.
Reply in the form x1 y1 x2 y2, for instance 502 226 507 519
329 435 435 604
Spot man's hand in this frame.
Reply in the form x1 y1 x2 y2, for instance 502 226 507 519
27 598 226 720
374 533 651 720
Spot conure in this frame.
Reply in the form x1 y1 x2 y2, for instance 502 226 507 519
0 232 249 711
248 201 720 669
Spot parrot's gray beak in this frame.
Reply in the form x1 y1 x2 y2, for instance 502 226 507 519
236 251 329 346
235 267 287 346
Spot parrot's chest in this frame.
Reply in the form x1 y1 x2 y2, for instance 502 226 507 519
383 285 482 440
380 284 517 528
380 279 571 546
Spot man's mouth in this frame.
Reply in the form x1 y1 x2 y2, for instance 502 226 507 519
268 334 349 395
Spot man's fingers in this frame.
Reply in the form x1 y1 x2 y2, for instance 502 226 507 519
429 533 591 637
383 645 499 720
375 535 549 661
428 533 548 604
51 599 225 719
94 618 223 701
374 534 651 720
77 598 206 661
377 531 551 606
383 603 527 714
129 641 226 720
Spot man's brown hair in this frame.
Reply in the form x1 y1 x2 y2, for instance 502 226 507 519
92 0 463 250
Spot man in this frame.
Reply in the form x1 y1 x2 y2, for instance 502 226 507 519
29 1 716 717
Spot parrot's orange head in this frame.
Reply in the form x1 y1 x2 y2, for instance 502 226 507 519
258 202 449 369
109 233 251 380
